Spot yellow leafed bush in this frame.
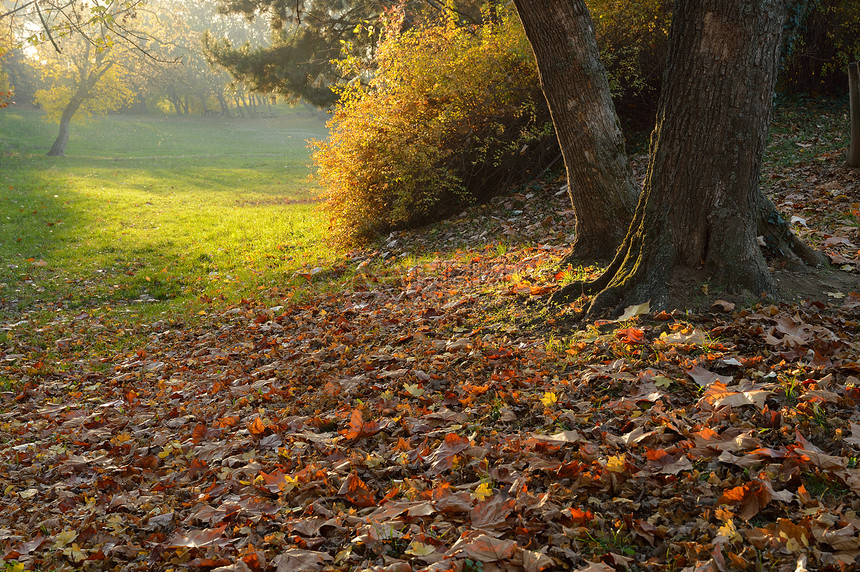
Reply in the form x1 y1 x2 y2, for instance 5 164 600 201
313 4 552 246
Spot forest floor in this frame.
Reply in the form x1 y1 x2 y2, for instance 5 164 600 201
1 99 860 571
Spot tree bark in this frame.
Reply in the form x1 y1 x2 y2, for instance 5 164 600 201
848 61 860 168
513 0 638 261
551 0 823 316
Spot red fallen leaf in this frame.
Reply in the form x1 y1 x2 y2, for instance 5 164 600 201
470 495 516 529
566 507 594 525
340 409 380 440
187 557 232 568
3 533 45 559
135 454 161 469
615 327 646 344
338 473 376 507
257 470 296 494
191 423 208 443
86 549 106 561
426 433 471 475
530 285 554 296
218 416 239 428
718 476 792 521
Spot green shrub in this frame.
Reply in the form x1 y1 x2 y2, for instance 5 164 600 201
313 4 553 246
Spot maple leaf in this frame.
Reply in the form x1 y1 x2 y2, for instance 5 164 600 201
340 409 381 440
615 327 646 344
717 518 742 543
449 532 518 563
471 495 516 529
540 391 558 407
426 433 470 475
248 416 269 435
404 540 437 557
686 364 733 387
337 473 376 507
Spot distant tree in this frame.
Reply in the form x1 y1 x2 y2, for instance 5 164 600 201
0 30 11 107
35 32 135 155
204 0 498 107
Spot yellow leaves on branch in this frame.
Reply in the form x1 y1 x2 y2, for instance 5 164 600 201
33 36 134 123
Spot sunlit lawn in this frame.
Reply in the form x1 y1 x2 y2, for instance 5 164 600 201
0 107 335 322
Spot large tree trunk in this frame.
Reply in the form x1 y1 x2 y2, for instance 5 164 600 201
849 61 860 168
552 0 823 316
513 0 638 261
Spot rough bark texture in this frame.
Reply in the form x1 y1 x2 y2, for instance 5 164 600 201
849 61 860 168
553 0 822 316
513 0 638 261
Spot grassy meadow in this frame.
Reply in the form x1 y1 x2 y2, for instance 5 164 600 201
0 108 334 323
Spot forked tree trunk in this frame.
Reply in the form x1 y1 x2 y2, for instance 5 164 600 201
848 61 860 168
513 0 638 261
554 0 823 316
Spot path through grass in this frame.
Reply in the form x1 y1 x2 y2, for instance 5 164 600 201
0 108 335 323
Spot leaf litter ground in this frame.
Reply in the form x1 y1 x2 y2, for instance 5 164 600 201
2 105 860 571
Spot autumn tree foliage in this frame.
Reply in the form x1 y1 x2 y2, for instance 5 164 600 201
514 0 828 317
314 4 552 245
35 32 135 156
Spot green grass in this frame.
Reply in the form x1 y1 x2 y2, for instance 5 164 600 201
0 107 335 322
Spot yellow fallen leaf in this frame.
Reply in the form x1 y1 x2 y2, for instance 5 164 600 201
473 482 493 502
405 540 437 557
63 543 87 563
616 301 650 321
606 454 627 473
540 391 558 407
53 529 77 549
717 519 741 543
404 383 425 397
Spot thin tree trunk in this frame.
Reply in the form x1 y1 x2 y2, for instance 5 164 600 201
848 61 860 168
47 105 77 156
46 59 113 157
168 87 182 115
556 0 820 316
217 93 231 117
513 0 638 261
